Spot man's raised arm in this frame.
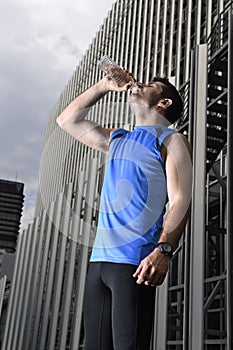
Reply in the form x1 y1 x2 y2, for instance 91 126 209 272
56 74 133 153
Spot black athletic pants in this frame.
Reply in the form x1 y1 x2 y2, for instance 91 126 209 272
83 262 156 350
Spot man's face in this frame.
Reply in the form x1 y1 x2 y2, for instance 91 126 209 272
128 81 165 109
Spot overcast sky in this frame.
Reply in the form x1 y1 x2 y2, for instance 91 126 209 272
0 0 116 230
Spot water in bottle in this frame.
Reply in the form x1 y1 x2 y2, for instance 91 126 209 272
98 55 132 84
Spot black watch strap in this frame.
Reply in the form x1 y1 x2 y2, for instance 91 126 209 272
157 242 174 258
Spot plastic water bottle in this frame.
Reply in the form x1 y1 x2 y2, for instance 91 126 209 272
98 55 132 84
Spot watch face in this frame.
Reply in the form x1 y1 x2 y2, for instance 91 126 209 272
158 242 173 257
163 243 172 252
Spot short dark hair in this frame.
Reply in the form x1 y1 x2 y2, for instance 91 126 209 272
150 77 183 124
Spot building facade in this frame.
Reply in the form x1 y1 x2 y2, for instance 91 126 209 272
0 179 24 253
2 0 233 349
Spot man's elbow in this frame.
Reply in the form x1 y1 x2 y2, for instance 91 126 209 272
56 114 70 130
56 117 61 127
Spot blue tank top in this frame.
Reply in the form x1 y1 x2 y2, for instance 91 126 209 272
90 125 177 265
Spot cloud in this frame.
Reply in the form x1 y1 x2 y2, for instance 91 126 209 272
20 180 39 231
0 0 115 230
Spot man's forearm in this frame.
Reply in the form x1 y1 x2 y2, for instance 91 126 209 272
56 78 109 127
158 201 190 250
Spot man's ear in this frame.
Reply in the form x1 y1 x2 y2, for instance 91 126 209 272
157 98 173 110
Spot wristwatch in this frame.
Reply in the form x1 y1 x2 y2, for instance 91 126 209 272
157 242 173 258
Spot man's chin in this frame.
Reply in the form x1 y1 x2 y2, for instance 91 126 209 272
128 94 141 105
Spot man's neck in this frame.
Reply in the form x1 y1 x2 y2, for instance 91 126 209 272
135 113 170 127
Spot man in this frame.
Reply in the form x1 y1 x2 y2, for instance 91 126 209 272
56 69 192 350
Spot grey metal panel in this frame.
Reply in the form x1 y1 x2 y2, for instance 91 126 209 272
135 0 143 82
47 183 73 350
0 275 7 317
139 0 148 79
115 0 123 64
184 0 192 81
159 0 168 76
152 0 161 77
30 202 55 350
167 0 175 79
22 209 48 349
17 217 40 350
195 0 202 44
58 171 86 349
109 2 119 126
71 158 99 349
189 44 207 350
5 227 31 350
38 193 64 350
176 0 184 87
128 0 137 75
11 222 35 350
183 224 192 349
118 0 129 123
206 1 213 39
1 233 23 350
227 9 233 350
145 0 154 82
219 0 224 15
153 275 169 349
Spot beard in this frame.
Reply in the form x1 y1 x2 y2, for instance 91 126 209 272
128 92 162 115
147 93 163 108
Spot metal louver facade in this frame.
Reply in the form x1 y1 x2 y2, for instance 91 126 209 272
2 1 233 349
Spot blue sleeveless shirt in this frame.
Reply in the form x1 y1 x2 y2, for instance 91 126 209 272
90 126 177 265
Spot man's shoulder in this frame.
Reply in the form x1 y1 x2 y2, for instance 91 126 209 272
109 128 130 139
166 131 190 144
161 132 192 161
